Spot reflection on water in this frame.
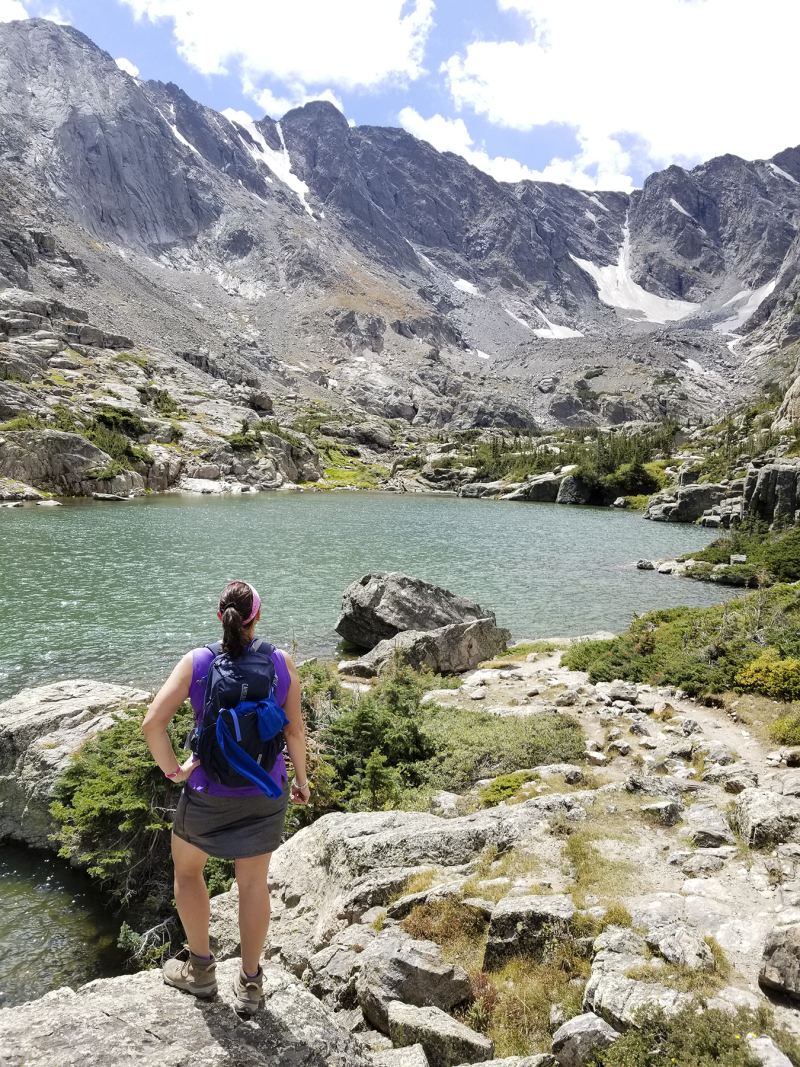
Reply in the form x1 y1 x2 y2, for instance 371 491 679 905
0 845 126 1007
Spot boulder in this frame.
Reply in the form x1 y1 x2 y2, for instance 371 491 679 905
0 429 144 496
506 472 563 502
345 618 511 677
335 573 496 650
583 926 692 1028
645 483 729 523
743 460 800 528
305 926 376 1009
759 925 800 1000
644 924 713 970
735 789 800 848
686 804 735 847
483 894 575 970
556 475 593 505
356 935 471 1031
642 801 684 826
0 679 150 848
551 1013 619 1066
387 1003 493 1067
0 959 371 1066
749 1036 794 1067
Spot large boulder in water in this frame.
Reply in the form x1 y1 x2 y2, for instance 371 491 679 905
345 618 511 677
335 573 496 650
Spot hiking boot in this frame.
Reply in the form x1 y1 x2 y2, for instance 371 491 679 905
233 964 263 1014
162 947 217 998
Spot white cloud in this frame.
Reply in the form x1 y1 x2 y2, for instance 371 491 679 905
398 107 634 190
119 0 434 111
442 0 800 189
115 56 140 78
0 0 28 21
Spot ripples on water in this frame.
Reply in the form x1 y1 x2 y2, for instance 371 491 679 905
0 492 737 699
0 845 125 1007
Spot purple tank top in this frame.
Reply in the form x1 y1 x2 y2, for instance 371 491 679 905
186 644 290 797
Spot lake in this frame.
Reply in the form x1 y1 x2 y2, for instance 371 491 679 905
0 491 736 700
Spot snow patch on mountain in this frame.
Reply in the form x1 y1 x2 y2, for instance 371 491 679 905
453 278 482 296
769 162 798 185
222 109 313 215
713 278 778 334
571 226 698 324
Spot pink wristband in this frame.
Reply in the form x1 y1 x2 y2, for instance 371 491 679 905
165 768 181 779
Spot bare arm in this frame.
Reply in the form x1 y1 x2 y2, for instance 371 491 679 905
142 652 198 784
281 655 310 805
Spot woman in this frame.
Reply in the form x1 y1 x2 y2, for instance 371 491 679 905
142 580 310 1014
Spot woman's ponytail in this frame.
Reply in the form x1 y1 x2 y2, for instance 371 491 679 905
218 580 255 658
221 605 248 659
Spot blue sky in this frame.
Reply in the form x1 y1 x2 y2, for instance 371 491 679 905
4 0 799 191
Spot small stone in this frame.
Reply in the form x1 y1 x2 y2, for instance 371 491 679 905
642 801 684 826
607 740 631 756
585 751 609 766
551 1012 619 1067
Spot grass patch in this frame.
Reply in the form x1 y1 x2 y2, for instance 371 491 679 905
627 936 731 997
498 641 565 659
419 706 585 792
461 844 546 902
402 899 487 973
115 352 150 372
321 458 388 489
403 893 589 1056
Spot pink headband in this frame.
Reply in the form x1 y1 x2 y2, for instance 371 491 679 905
217 581 261 624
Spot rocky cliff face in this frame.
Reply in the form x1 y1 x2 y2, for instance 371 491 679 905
1 17 800 437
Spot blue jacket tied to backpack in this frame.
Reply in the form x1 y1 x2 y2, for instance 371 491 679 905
193 638 289 798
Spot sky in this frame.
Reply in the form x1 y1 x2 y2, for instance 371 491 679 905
1 0 798 192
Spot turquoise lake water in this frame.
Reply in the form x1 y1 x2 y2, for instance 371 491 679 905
0 491 735 699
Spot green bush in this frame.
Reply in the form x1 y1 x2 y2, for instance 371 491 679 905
480 771 539 807
562 585 800 697
50 703 194 918
137 386 185 418
737 653 800 702
591 1002 800 1067
772 709 800 747
93 405 147 438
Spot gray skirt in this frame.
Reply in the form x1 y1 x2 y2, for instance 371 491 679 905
173 784 290 859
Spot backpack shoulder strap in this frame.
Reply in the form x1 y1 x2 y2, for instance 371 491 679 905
206 641 223 657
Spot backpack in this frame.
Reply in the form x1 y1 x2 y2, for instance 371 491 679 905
192 638 288 798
